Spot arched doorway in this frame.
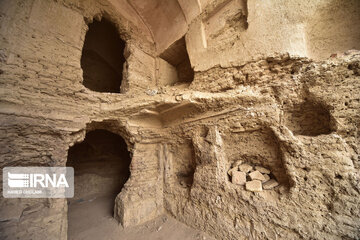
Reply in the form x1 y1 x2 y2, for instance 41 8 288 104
67 129 131 239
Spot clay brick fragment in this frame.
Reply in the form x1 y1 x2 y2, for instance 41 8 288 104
246 180 262 192
249 170 266 181
232 171 246 185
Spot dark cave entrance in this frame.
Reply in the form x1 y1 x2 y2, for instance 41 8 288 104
67 129 131 238
81 18 126 93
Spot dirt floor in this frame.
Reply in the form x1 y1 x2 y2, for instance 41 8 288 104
68 194 215 240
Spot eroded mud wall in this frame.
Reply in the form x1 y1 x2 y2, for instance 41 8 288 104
0 0 359 240
0 0 158 239
162 53 360 239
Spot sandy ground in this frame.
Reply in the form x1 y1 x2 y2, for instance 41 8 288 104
68 195 215 240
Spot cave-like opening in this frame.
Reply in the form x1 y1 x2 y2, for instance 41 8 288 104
67 129 131 239
81 19 126 93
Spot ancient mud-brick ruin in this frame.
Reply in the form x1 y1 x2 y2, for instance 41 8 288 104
0 0 360 239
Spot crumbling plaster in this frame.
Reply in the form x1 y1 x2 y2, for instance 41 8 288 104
0 0 359 240
186 0 360 71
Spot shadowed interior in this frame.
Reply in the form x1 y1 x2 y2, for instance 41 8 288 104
284 101 332 136
160 37 194 84
67 129 131 238
81 19 126 93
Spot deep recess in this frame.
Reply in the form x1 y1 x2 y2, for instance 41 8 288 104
81 19 126 93
67 129 131 238
160 37 194 84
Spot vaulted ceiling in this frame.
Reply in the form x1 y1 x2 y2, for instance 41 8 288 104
107 0 203 54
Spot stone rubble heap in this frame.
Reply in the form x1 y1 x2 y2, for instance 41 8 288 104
228 161 279 192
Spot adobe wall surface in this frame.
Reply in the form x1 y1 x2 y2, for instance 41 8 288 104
186 0 360 71
0 0 359 240
162 52 360 239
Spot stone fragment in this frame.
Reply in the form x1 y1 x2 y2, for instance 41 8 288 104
245 180 262 192
227 167 238 177
232 160 243 168
262 174 270 183
249 170 266 181
145 89 158 96
232 171 246 185
262 179 279 190
255 166 270 174
239 164 253 173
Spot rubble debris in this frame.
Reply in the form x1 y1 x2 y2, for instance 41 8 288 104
227 167 238 177
246 180 262 192
229 162 280 191
255 166 270 174
238 164 253 173
232 171 246 185
262 179 279 190
249 170 266 181
262 174 270 183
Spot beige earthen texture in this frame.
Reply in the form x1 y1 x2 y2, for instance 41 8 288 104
245 180 262 192
262 179 279 190
0 0 359 240
231 171 246 185
186 0 360 71
249 170 266 181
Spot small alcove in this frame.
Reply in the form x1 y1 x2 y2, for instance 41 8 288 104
159 37 194 86
284 101 332 136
